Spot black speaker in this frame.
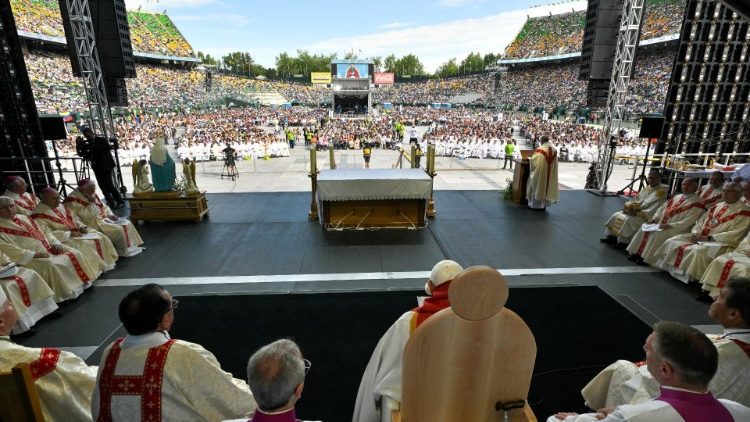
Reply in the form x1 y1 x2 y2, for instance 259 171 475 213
639 116 665 138
105 77 128 107
58 0 81 77
89 0 136 78
580 0 639 81
39 116 68 140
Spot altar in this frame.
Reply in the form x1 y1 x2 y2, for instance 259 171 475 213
316 168 432 230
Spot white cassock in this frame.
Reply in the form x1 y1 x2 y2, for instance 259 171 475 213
626 193 706 265
527 142 559 209
64 189 143 257
5 190 39 216
604 184 669 243
0 251 57 334
353 310 418 422
0 215 100 301
92 331 256 422
31 202 118 271
700 232 750 296
580 330 750 409
698 184 724 209
656 201 750 283
0 336 98 422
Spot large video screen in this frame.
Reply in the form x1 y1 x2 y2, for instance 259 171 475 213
336 63 369 79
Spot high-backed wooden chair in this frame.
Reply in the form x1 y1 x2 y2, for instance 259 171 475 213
395 266 537 422
0 363 46 422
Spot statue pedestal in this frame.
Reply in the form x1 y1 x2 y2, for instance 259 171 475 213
127 191 208 223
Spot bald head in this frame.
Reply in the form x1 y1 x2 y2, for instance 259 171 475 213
40 188 60 208
682 178 698 195
6 177 26 194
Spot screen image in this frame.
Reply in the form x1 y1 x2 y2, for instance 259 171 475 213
336 63 369 79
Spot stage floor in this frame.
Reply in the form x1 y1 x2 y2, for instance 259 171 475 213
16 189 718 367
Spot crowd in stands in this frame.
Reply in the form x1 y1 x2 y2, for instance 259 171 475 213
504 0 685 59
10 0 193 57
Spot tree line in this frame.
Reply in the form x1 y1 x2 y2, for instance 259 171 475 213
196 50 503 80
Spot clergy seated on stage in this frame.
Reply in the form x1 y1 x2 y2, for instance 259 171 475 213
65 179 143 257
224 339 320 422
602 170 668 247
92 283 256 421
0 249 57 335
626 178 706 266
548 321 750 422
0 196 100 302
32 187 118 272
699 171 727 209
0 289 98 421
3 176 39 216
655 183 750 284
352 259 464 422
527 135 559 210
699 228 750 301
579 279 750 412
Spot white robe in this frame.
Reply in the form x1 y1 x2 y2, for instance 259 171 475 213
64 189 143 257
0 336 98 422
698 184 724 209
31 202 118 271
580 330 750 410
0 215 100 301
527 142 559 209
353 311 416 422
605 184 669 243
626 193 706 264
700 232 750 296
656 201 750 283
92 331 256 422
0 251 57 334
5 190 39 216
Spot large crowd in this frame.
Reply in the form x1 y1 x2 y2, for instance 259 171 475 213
504 0 686 59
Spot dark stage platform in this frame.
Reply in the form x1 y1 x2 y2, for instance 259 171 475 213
13 190 719 419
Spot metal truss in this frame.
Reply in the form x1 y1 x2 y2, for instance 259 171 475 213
62 0 114 139
595 0 645 191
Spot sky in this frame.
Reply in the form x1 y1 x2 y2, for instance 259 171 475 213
125 0 587 72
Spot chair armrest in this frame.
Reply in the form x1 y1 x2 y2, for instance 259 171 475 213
382 397 400 422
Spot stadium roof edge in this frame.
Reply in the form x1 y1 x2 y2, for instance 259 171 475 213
17 30 198 63
497 33 679 65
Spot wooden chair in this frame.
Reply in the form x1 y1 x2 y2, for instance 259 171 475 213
395 266 537 422
0 363 45 422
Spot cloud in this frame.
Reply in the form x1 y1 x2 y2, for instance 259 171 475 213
379 22 411 30
125 0 219 12
306 9 529 72
439 0 485 8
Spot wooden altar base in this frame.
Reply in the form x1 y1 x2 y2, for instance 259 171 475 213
127 192 209 223
321 199 426 230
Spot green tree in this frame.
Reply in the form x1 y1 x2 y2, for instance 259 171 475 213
196 51 217 66
383 54 398 73
483 52 499 68
394 53 424 76
372 56 382 72
222 52 254 76
435 58 459 78
460 52 484 74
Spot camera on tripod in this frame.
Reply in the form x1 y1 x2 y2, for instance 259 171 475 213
223 149 236 167
75 136 94 161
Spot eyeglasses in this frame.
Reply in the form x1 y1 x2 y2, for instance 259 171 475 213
165 298 179 315
303 358 311 375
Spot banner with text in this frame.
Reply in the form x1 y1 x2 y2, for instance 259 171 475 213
311 72 332 84
374 72 395 85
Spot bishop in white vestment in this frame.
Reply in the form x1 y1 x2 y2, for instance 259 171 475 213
626 178 706 265
603 170 668 245
92 284 255 422
64 179 143 257
527 135 559 210
0 289 98 421
32 187 118 272
353 260 464 422
0 196 100 301
0 250 57 334
698 171 727 209
3 176 39 216
656 183 750 283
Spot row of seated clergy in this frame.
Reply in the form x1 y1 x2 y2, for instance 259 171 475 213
579 278 750 415
0 248 58 334
549 319 750 422
0 283 257 422
353 260 465 422
64 179 144 258
0 195 103 303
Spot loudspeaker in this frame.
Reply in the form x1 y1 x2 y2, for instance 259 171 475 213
580 0 635 81
639 116 664 138
39 116 68 140
58 0 81 77
89 0 135 78
105 77 128 106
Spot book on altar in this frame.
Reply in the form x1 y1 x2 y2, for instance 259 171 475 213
0 262 18 278
641 223 662 232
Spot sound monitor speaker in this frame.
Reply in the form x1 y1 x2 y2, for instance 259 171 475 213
639 116 664 138
39 116 68 140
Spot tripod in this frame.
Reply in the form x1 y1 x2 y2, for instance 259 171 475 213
221 155 238 181
617 137 653 195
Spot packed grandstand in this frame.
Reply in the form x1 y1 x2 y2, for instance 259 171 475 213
10 0 684 163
